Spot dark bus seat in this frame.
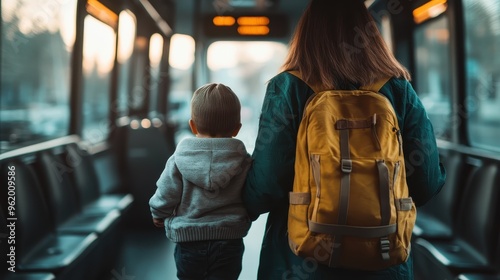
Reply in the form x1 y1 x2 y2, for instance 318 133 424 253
456 217 500 280
414 160 500 279
33 150 120 235
113 123 172 227
0 161 98 280
65 143 133 215
33 149 123 277
413 150 464 239
0 208 56 280
0 136 130 277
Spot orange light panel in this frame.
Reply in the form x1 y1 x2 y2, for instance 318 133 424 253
237 16 270 26
237 26 270 36
413 0 447 24
213 16 236 26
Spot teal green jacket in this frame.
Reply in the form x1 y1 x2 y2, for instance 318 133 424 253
243 72 446 280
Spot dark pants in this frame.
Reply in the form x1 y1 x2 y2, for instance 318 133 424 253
174 239 244 280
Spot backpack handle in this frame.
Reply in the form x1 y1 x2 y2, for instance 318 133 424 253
288 70 390 93
359 77 391 92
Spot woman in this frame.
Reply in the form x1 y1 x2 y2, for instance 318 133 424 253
243 0 446 279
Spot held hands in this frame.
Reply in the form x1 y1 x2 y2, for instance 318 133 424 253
152 218 165 228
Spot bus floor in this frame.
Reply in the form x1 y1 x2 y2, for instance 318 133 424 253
106 214 268 280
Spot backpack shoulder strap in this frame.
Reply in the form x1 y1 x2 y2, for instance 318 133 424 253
288 70 326 93
359 77 392 92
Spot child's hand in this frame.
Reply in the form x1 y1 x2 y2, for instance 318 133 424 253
153 218 165 228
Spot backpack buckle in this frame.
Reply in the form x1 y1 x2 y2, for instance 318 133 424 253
380 237 391 261
341 159 352 173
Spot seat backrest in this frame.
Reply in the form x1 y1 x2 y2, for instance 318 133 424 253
119 125 170 226
0 160 53 260
456 160 499 260
34 150 80 227
493 221 500 273
92 148 122 194
65 143 100 206
418 151 464 229
0 206 7 267
489 173 500 271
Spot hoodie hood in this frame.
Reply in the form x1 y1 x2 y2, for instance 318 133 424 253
174 137 249 191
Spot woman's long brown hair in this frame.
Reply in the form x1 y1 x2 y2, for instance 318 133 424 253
282 0 411 89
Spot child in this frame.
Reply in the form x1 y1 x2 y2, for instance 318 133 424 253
149 83 251 280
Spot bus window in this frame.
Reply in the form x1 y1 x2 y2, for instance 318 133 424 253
414 15 452 140
463 0 500 151
116 10 137 117
167 34 195 142
81 15 116 144
380 15 394 53
148 33 164 115
0 0 77 151
207 41 288 152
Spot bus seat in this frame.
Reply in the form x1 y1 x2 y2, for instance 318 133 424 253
114 123 171 227
414 161 500 279
0 207 56 280
456 205 500 280
65 143 133 214
0 161 98 279
34 150 120 235
413 150 464 239
0 214 56 280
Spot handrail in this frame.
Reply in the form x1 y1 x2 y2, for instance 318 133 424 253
0 135 81 161
437 139 500 162
2 137 500 163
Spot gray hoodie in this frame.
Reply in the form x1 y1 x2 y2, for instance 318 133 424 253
149 137 252 242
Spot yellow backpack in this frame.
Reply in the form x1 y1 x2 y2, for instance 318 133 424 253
287 71 416 271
